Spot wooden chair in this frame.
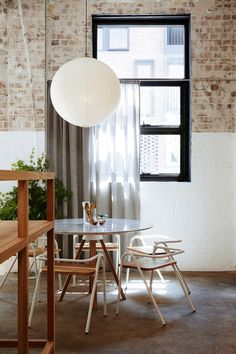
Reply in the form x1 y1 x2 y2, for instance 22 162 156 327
0 237 62 293
116 244 195 326
125 234 190 294
72 234 120 287
29 253 107 334
73 234 120 271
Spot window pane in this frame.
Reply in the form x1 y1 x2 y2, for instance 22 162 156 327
97 25 185 78
140 86 180 125
109 28 129 50
140 135 180 174
97 28 103 51
167 26 184 45
134 60 154 77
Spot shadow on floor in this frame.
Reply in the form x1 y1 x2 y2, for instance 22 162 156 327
0 272 236 354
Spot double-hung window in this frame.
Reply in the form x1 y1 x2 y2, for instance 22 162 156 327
92 15 191 182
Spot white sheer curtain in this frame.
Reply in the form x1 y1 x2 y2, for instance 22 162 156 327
83 83 140 252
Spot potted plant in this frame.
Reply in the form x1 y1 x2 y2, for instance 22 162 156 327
0 149 71 220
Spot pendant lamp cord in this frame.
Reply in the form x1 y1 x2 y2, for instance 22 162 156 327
85 0 88 57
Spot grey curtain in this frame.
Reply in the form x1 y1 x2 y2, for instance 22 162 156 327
47 82 140 256
83 83 140 254
46 81 84 219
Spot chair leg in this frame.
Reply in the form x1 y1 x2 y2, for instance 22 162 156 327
102 258 107 317
136 266 166 326
58 239 86 302
162 242 190 294
72 276 76 287
172 264 195 312
0 255 18 290
54 239 62 291
115 234 121 274
125 267 130 289
116 262 123 315
28 270 42 327
174 263 191 294
150 270 154 293
55 251 62 291
85 269 99 334
33 254 41 302
57 274 62 291
35 258 45 302
148 270 164 303
33 254 38 277
115 249 119 274
100 239 126 301
72 235 77 288
156 269 166 284
125 252 132 289
28 256 36 276
146 270 155 303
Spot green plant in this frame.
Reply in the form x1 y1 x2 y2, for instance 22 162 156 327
0 149 71 220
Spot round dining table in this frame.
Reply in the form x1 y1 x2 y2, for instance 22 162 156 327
55 218 152 236
55 218 152 303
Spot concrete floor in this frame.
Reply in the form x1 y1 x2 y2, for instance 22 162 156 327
0 271 236 354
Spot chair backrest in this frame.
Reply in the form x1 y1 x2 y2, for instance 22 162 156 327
38 253 104 274
127 244 184 259
130 234 182 247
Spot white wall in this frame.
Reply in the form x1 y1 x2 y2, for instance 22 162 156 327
0 131 45 275
140 133 236 271
0 132 235 272
0 131 45 192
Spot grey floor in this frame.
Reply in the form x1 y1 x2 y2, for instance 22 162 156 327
0 271 236 354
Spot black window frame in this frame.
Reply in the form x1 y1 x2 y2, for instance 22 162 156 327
92 14 191 182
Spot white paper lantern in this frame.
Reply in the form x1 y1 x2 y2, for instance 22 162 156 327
50 57 121 127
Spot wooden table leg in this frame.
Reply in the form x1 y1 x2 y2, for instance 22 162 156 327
59 236 126 305
100 239 126 301
58 238 85 302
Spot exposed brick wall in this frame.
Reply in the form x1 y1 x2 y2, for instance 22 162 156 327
0 1 8 130
0 0 235 132
0 0 45 131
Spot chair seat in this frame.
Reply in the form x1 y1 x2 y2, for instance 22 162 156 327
42 262 97 276
29 253 107 334
121 257 176 271
28 248 60 257
28 247 46 257
75 242 119 251
141 235 182 243
127 246 163 255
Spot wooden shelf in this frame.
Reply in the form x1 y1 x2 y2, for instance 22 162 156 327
0 170 54 181
0 170 55 354
0 220 54 263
